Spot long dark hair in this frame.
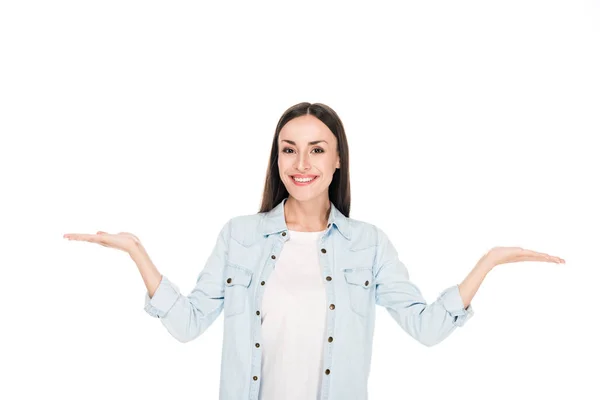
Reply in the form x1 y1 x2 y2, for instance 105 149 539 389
258 102 351 217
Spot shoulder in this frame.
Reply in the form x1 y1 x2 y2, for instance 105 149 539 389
345 216 388 251
223 212 263 247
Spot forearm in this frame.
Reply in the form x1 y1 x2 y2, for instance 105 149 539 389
129 242 163 298
457 257 495 309
136 223 230 341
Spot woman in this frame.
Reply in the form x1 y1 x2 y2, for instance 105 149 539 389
64 102 565 400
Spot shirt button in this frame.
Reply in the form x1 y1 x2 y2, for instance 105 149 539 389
328 337 333 343
261 281 265 285
327 223 331 228
325 369 331 375
329 304 335 310
253 376 258 381
226 278 232 284
256 311 260 315
365 280 369 286
325 276 332 281
321 248 326 253
271 255 276 259
282 232 286 236
255 343 260 348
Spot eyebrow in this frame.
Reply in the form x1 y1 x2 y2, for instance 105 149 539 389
280 139 328 145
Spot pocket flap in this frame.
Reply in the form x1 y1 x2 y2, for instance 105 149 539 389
343 268 373 288
225 263 253 287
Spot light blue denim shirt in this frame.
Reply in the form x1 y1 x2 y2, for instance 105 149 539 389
144 197 474 399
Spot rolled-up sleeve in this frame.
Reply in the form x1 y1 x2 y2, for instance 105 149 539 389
374 227 474 347
439 283 474 328
144 275 180 318
143 219 231 343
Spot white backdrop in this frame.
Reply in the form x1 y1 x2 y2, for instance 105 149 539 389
1 1 599 399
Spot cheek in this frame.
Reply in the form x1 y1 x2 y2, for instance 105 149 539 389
277 159 288 177
278 156 293 169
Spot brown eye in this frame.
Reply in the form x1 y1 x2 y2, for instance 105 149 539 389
281 147 324 154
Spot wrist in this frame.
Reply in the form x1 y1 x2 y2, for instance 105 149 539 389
475 256 496 273
127 240 146 260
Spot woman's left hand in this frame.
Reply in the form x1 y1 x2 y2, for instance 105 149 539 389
480 246 565 270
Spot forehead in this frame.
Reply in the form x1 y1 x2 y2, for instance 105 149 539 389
279 115 335 142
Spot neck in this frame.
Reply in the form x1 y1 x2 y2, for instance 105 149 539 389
284 195 331 232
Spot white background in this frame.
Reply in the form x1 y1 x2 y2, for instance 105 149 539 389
1 1 599 399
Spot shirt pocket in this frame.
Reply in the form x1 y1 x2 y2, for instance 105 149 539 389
343 267 374 317
224 263 253 317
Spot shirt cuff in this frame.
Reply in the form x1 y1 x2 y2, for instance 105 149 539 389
439 284 474 327
144 275 180 318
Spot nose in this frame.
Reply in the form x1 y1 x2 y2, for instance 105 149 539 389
296 152 311 171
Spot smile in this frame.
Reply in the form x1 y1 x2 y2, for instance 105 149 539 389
291 176 319 186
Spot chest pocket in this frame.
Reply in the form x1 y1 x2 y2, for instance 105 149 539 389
224 263 253 317
343 267 374 317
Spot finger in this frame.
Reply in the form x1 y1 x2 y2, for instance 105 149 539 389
515 254 563 263
64 233 103 244
517 248 557 259
64 233 95 241
514 255 552 263
97 231 108 235
517 248 545 256
520 249 565 263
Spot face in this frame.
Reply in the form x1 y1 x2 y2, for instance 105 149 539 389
278 115 340 202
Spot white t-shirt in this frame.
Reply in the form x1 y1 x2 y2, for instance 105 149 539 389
259 229 328 400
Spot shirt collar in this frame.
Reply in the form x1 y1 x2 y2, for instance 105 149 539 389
260 197 351 240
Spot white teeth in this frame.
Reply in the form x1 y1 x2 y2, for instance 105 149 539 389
293 176 315 182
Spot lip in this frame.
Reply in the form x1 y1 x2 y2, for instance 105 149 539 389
290 175 319 186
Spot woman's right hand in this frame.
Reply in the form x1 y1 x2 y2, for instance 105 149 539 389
63 231 141 255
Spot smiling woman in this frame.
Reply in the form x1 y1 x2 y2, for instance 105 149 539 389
260 103 347 222
63 101 564 400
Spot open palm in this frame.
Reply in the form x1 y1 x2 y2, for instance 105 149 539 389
483 246 565 266
63 231 140 254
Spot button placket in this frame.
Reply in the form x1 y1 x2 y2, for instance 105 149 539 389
251 231 287 388
319 233 335 390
